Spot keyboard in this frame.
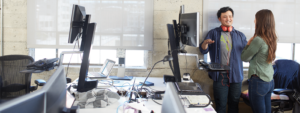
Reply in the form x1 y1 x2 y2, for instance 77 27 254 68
208 63 230 70
27 58 59 70
199 61 230 71
209 64 222 68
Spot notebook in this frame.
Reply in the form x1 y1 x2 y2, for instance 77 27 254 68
88 59 115 78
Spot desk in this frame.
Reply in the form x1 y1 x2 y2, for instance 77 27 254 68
76 77 216 113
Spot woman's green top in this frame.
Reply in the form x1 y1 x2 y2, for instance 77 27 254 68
241 36 274 82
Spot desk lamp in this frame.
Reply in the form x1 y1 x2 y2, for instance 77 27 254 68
139 55 173 91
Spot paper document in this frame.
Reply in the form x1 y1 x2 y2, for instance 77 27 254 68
117 67 125 77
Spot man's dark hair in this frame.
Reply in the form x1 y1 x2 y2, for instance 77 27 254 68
217 7 234 18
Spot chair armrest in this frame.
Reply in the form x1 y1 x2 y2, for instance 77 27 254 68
30 86 37 91
66 78 72 83
273 88 294 95
35 79 46 86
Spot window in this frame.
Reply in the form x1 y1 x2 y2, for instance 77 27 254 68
275 43 293 60
34 49 56 61
294 44 300 63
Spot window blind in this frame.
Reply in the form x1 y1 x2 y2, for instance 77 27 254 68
27 0 153 50
203 0 300 43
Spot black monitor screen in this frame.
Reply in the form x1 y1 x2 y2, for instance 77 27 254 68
68 5 86 43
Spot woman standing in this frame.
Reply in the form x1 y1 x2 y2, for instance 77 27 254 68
241 9 277 113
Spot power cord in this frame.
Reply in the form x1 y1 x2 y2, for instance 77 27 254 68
167 39 175 76
191 94 212 107
146 86 165 92
116 101 129 113
191 69 198 78
152 98 162 105
185 53 187 73
180 93 212 107
66 33 81 77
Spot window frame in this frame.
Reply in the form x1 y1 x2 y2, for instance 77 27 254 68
29 48 148 69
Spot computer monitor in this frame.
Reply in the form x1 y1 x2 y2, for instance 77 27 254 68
167 24 181 82
100 59 116 76
77 23 97 92
167 5 200 82
179 12 199 47
0 89 45 113
173 5 200 50
68 4 98 92
161 82 186 113
43 65 68 113
68 4 86 43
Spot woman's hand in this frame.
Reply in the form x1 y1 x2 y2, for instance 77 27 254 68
247 36 256 45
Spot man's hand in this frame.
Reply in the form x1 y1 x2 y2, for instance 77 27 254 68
201 39 215 50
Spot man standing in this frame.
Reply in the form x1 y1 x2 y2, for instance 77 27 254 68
199 7 247 113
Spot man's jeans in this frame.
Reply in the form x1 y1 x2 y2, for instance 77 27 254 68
213 73 241 113
249 76 274 113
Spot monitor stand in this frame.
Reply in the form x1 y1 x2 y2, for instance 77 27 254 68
76 17 98 92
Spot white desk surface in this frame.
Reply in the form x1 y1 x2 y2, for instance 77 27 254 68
78 77 216 113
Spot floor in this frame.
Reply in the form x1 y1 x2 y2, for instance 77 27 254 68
211 100 293 113
211 101 253 113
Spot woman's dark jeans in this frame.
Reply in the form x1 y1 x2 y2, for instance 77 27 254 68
249 76 274 113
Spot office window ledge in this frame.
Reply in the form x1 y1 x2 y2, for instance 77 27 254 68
63 65 147 71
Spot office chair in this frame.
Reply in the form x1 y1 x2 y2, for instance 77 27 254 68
241 59 300 113
0 55 45 101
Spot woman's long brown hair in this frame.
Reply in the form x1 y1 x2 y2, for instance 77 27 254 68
254 9 277 63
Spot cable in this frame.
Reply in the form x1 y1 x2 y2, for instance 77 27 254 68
139 88 152 95
65 33 81 77
152 98 162 105
168 38 175 75
116 101 129 113
122 82 131 86
183 94 212 107
185 53 187 73
220 35 231 87
191 69 198 78
139 60 163 91
147 86 164 92
201 94 212 107
77 33 83 60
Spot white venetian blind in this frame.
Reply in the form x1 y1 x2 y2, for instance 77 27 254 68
203 0 300 43
27 0 153 50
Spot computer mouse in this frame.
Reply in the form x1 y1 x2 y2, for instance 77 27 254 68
72 84 78 88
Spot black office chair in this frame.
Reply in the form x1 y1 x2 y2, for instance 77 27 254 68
0 55 45 100
241 59 300 113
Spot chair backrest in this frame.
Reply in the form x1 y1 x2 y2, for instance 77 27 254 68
0 55 34 99
273 59 300 91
